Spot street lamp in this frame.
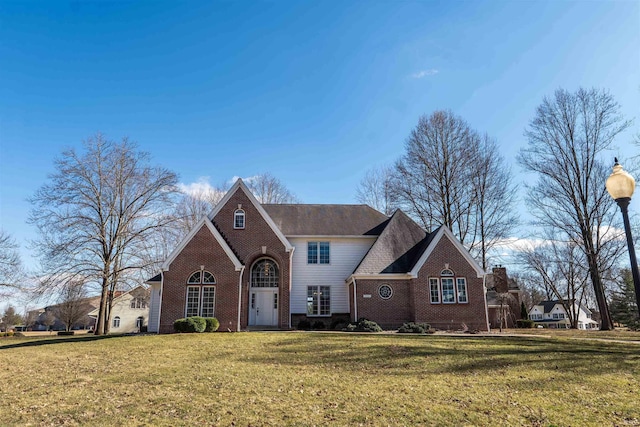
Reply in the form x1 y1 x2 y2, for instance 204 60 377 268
606 158 640 318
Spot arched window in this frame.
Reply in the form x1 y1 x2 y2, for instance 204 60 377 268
136 316 144 329
234 209 245 229
251 258 279 288
113 316 121 328
185 270 216 317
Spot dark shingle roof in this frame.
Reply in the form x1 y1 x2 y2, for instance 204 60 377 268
262 204 389 236
353 210 432 274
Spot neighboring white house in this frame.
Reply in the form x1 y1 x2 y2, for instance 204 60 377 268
88 286 150 333
529 300 599 330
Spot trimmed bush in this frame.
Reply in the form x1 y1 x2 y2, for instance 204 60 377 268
344 318 382 332
297 319 311 330
204 317 220 332
312 321 325 330
174 317 207 333
398 322 431 334
516 319 535 329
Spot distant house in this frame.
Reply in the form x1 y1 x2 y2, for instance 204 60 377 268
146 178 490 333
88 286 150 333
529 300 598 330
30 296 100 331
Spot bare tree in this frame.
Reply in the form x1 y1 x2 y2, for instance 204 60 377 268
245 173 299 204
496 293 516 332
355 165 397 216
0 230 22 301
394 111 517 267
28 133 179 335
54 281 91 332
518 239 591 328
518 88 631 330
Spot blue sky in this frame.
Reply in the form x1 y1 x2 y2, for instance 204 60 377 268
1 1 639 297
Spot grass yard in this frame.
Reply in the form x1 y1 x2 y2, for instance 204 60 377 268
1 332 639 426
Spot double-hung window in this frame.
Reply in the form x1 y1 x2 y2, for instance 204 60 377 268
308 242 330 264
429 278 440 303
234 209 245 229
456 278 468 303
307 285 331 316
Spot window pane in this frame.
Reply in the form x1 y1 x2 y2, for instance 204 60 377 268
187 271 201 284
186 286 200 317
442 278 455 303
201 286 215 318
307 242 318 264
319 242 330 264
234 210 245 228
430 278 440 303
457 278 467 303
113 316 120 328
319 286 331 315
202 271 216 284
307 286 317 315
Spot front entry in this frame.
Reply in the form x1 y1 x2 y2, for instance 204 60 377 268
249 258 280 327
249 289 278 326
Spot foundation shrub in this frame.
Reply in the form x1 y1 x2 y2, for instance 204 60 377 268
516 319 535 329
312 321 325 330
398 322 432 333
204 318 220 332
344 318 382 333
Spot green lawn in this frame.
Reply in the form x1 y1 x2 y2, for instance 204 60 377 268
1 332 639 426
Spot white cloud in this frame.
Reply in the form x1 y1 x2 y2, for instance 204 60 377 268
411 69 439 79
178 176 216 197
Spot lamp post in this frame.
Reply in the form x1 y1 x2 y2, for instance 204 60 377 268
606 158 640 318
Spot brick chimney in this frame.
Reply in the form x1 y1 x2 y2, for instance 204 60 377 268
492 265 509 293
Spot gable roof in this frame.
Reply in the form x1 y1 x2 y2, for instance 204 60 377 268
409 226 485 278
262 204 388 236
209 179 293 251
353 210 428 274
161 216 243 272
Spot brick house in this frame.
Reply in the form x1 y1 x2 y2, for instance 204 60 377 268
146 179 490 333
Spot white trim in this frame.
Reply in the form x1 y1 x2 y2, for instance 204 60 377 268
288 246 295 329
208 178 293 252
286 235 378 239
237 265 245 332
161 216 243 272
352 278 358 321
346 273 412 284
409 226 485 278
157 272 163 334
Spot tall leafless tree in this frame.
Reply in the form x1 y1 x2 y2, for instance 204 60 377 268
394 110 517 268
518 238 592 328
518 88 631 330
28 133 179 335
0 230 22 301
245 173 299 204
355 165 397 216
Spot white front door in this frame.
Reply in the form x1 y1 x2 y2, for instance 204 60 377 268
249 290 278 326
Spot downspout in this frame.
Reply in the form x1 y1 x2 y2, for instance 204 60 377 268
237 265 246 332
157 271 164 334
288 247 295 329
482 272 490 332
352 278 358 322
